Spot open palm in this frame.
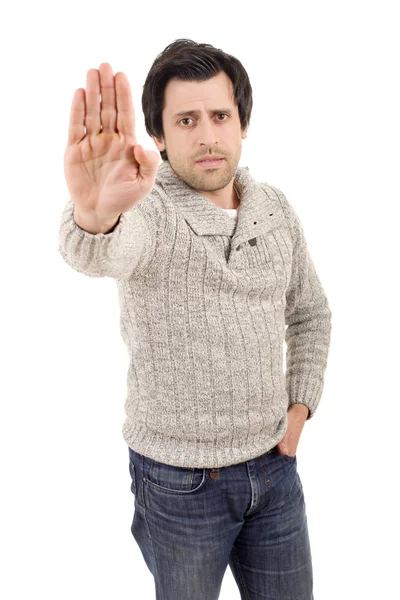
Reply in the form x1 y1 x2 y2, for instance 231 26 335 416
64 63 159 222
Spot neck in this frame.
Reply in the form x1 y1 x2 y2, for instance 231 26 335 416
200 182 241 210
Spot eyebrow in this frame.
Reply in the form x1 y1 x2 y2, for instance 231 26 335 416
172 108 233 119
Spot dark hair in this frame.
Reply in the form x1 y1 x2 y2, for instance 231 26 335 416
141 39 253 161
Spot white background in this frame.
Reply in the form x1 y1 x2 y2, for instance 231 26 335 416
1 0 399 598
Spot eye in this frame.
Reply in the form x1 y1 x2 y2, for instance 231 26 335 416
178 113 229 126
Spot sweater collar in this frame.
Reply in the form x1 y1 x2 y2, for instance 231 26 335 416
154 159 284 251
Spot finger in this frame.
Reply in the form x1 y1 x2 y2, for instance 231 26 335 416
115 71 136 141
85 69 101 135
84 68 101 135
67 88 86 146
99 62 117 133
134 145 159 177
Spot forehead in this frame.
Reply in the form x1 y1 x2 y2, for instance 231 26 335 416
163 71 235 112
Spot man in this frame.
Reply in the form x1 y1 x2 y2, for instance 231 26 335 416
59 39 332 600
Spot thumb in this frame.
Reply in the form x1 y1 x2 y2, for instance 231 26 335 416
133 144 160 176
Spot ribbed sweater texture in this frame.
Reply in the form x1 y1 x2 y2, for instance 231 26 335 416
58 159 332 468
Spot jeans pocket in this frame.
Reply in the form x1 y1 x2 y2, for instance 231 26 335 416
271 445 296 460
144 457 207 496
282 453 296 460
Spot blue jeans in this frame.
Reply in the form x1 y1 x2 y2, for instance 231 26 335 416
128 444 313 600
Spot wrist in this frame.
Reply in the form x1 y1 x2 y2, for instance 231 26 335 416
288 403 309 420
73 208 121 235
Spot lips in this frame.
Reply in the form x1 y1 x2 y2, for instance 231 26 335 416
196 156 224 162
196 157 224 168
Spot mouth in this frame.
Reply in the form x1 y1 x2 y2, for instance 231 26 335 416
195 158 224 168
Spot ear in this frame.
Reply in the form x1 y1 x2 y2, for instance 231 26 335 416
152 135 166 152
241 124 249 139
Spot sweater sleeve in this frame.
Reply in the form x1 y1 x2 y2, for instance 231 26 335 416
57 195 164 280
277 191 333 420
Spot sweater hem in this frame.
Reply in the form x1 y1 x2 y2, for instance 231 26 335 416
122 414 289 469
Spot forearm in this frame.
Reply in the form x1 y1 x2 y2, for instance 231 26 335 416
58 198 151 279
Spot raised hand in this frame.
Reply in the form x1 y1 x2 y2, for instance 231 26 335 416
64 63 160 228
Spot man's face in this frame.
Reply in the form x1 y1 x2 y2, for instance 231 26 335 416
152 71 248 193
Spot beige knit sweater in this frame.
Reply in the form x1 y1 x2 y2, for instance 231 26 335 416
58 159 332 468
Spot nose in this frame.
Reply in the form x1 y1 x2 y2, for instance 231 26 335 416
197 119 219 147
